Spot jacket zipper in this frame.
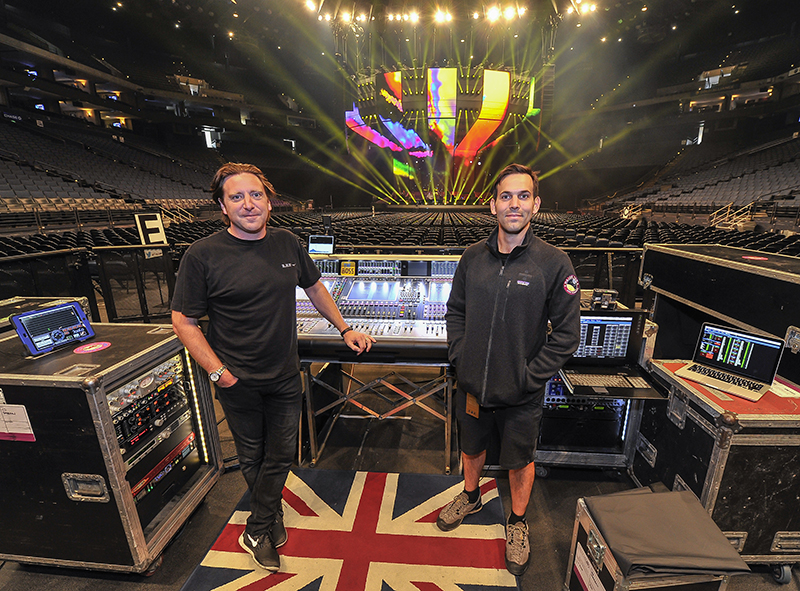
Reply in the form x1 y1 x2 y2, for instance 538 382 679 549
480 261 505 403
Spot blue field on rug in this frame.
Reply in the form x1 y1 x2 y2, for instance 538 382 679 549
180 468 519 591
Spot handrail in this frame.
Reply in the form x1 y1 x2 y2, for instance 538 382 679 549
159 204 194 225
712 201 754 229
709 202 734 226
621 203 643 219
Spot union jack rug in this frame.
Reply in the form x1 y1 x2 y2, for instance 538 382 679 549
181 468 519 590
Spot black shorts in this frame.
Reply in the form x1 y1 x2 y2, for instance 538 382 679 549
456 388 544 470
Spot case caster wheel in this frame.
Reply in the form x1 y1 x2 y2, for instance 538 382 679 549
143 554 163 577
771 564 792 585
535 465 550 479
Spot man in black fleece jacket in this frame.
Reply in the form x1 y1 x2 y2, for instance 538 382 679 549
436 163 581 576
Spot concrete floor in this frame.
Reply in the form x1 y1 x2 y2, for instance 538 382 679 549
0 365 797 590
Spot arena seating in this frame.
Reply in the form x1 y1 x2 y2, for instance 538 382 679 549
0 107 796 261
157 212 800 258
0 118 213 203
612 136 800 211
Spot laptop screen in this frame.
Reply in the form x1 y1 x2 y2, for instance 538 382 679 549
693 323 785 383
308 235 334 255
568 309 648 366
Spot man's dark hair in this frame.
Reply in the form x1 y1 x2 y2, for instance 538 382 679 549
490 163 540 200
210 162 276 225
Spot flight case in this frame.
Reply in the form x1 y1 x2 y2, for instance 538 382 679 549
0 323 223 573
565 496 733 591
639 244 800 383
630 359 800 580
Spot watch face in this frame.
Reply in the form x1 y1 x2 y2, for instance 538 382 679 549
210 371 220 381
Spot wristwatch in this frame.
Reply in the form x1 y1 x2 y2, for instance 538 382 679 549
209 365 227 382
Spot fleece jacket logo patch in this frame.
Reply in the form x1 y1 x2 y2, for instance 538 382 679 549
563 274 580 295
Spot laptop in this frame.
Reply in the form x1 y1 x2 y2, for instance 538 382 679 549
308 234 334 255
560 309 662 399
674 323 785 401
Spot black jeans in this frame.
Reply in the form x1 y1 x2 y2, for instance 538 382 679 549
216 372 302 538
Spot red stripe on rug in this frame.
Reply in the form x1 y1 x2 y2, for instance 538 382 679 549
239 572 295 589
210 523 245 552
283 485 319 517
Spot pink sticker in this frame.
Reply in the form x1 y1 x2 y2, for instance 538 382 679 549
74 341 111 354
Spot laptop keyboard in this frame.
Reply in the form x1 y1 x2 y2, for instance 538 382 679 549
566 374 632 388
626 376 652 389
686 364 764 391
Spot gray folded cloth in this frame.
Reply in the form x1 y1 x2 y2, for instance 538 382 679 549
584 490 750 577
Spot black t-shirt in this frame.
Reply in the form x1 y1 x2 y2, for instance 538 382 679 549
172 228 321 384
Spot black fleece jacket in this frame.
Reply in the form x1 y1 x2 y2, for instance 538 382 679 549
445 226 581 408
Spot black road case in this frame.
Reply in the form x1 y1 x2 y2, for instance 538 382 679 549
564 496 737 590
0 323 223 573
630 360 800 580
639 244 800 384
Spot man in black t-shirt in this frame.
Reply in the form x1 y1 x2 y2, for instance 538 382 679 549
172 163 374 572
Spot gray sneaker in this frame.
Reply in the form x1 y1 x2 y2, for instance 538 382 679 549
436 491 482 531
505 519 531 576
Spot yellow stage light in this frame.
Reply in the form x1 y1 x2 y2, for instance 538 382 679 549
305 0 315 10
487 6 501 21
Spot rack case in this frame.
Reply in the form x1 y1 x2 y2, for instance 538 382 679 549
0 323 222 573
630 360 800 572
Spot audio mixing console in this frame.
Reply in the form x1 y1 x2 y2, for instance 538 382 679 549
297 256 459 362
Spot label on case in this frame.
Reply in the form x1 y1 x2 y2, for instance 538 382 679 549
0 404 36 442
574 543 606 591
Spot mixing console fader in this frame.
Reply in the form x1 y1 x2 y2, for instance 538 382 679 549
297 255 461 362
